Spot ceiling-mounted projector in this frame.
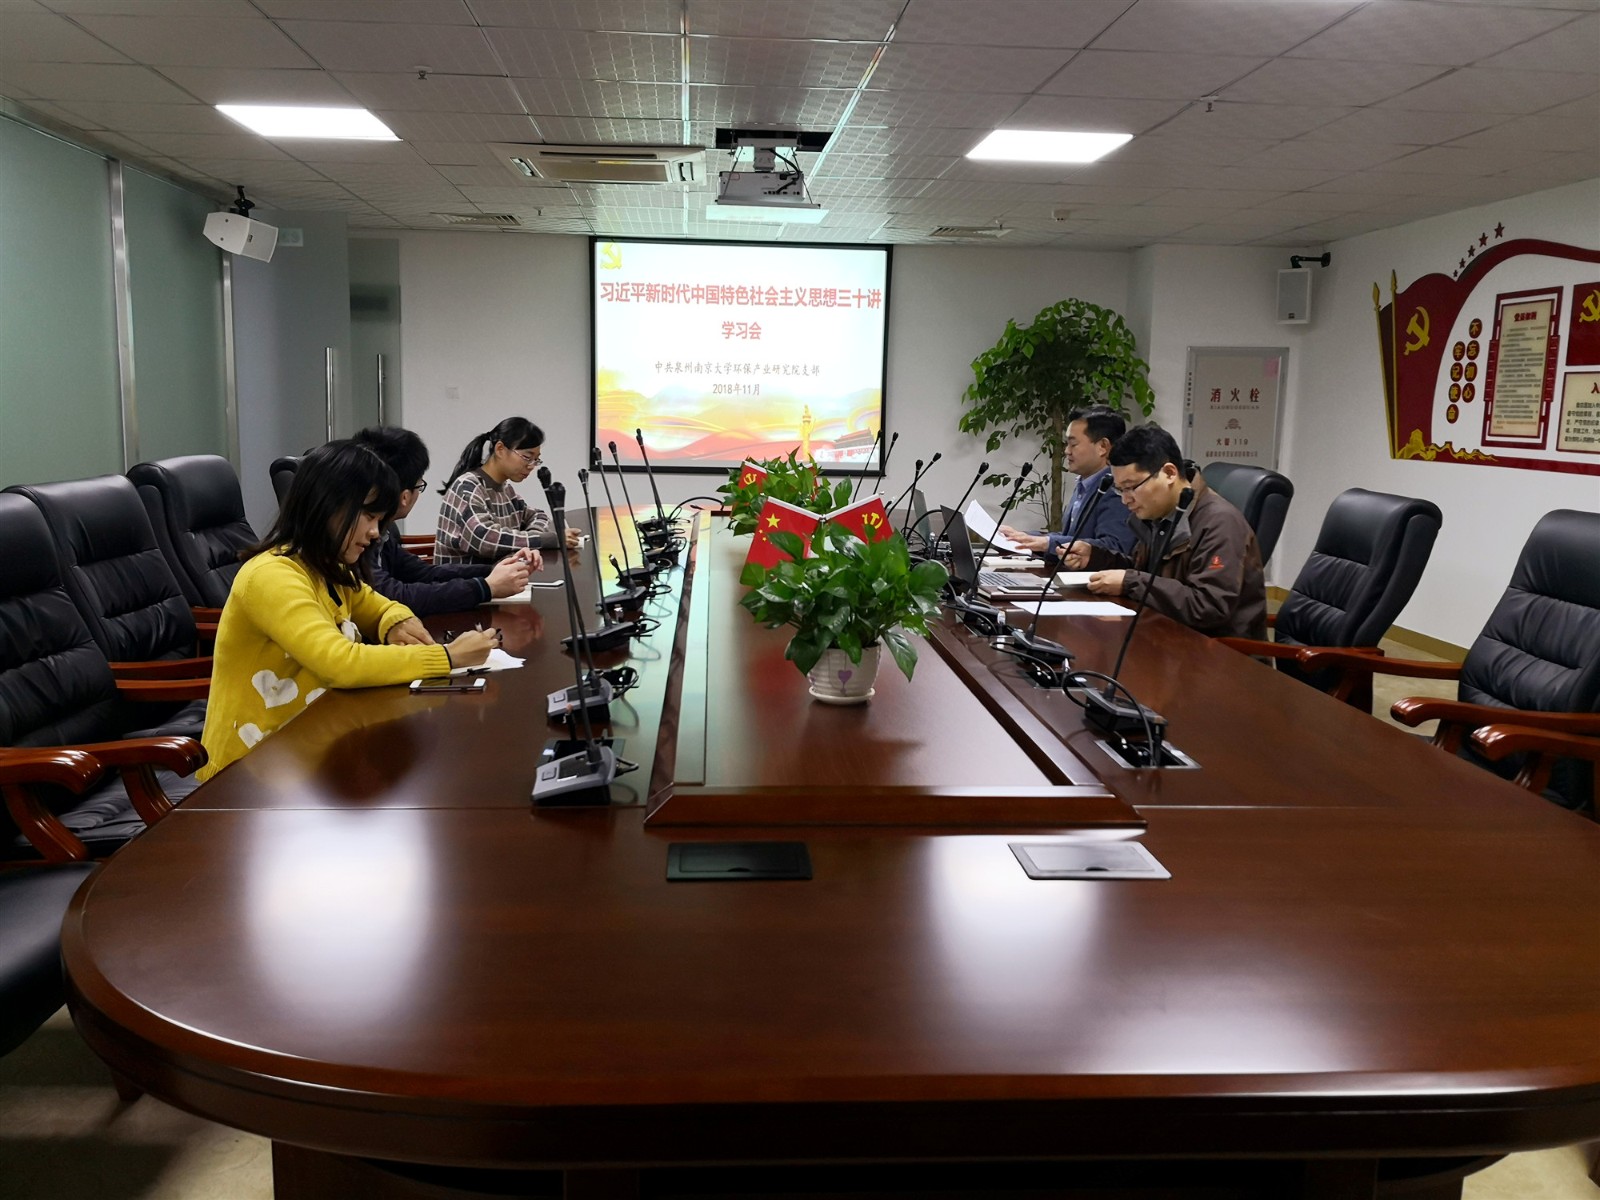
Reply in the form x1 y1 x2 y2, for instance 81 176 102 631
203 186 277 262
709 127 830 222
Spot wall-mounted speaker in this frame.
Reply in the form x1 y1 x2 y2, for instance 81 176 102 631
1276 267 1312 324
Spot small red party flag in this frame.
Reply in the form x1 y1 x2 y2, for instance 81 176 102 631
737 460 768 489
827 494 893 544
745 497 820 569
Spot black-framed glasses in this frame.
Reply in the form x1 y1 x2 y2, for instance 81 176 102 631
409 480 427 493
513 448 542 464
1114 472 1155 497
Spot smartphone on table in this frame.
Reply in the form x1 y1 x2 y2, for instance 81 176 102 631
409 676 487 694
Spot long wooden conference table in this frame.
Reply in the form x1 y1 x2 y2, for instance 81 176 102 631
62 511 1600 1200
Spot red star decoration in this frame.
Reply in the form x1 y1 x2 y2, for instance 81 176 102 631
1478 232 1488 247
1467 245 1475 258
1494 222 1505 238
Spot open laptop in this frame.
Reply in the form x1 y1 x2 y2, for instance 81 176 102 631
941 508 1060 599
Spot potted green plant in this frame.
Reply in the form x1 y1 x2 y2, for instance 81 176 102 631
959 297 1155 530
739 524 948 704
716 449 852 535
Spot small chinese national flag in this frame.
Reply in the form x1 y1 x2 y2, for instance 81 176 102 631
737 460 768 489
746 497 820 569
827 494 893 544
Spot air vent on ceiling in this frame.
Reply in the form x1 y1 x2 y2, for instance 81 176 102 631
434 212 521 227
930 225 1010 240
490 142 705 185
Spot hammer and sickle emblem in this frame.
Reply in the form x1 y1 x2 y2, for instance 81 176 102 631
741 471 757 485
1580 289 1600 324
1403 307 1430 355
863 510 883 529
599 243 622 270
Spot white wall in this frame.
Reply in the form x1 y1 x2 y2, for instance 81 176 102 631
1277 178 1600 648
394 232 1133 533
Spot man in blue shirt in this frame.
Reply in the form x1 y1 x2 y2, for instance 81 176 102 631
1000 406 1137 561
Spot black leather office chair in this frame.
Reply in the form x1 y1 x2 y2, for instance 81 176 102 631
0 862 97 1055
6 475 210 738
1221 488 1443 706
270 455 301 507
128 455 257 608
1201 462 1294 566
0 494 203 862
1302 509 1600 813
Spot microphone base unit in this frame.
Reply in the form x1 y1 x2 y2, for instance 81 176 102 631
561 621 637 654
1008 630 1072 667
600 586 648 612
1075 684 1170 745
615 566 655 589
644 545 682 569
638 524 676 548
545 674 614 717
948 596 1005 637
533 745 617 807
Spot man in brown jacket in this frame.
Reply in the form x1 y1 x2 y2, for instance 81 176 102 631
1060 425 1267 640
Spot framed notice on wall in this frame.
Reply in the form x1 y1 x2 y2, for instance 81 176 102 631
1184 347 1287 471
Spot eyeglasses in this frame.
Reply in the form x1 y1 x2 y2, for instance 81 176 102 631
512 448 542 464
409 480 427 493
1114 472 1156 497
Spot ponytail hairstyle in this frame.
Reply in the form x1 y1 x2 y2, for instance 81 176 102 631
439 417 545 495
245 440 401 587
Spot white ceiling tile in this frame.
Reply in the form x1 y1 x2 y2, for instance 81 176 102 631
1173 221 1304 243
380 111 540 143
1234 139 1417 172
285 139 435 164
686 0 902 41
870 43 1072 93
409 138 514 165
840 89 1027 129
1040 50 1266 100
1158 100 1351 140
0 60 190 99
459 184 589 207
1483 150 1599 190
304 161 454 185
0 11 128 61
258 0 475 22
466 0 681 33
1531 94 1600 120
78 129 151 157
39 0 261 14
116 129 293 159
811 152 958 179
1108 134 1277 167
688 84 854 126
1004 93 1187 133
1385 144 1553 175
1092 1 1363 56
893 0 1129 49
334 71 523 114
249 181 362 205
518 78 682 119
693 36 878 87
486 28 681 81
1291 213 1416 240
569 183 699 207
1140 187 1289 209
1287 1 1574 65
1299 105 1503 144
183 157 331 182
435 163 531 186
1248 191 1374 214
1446 112 1600 156
155 65 357 104
531 115 688 143
277 19 501 73
47 99 237 132
1307 169 1528 198
808 176 932 200
1379 67 1596 113
1222 57 1449 107
71 14 315 68
826 126 981 156
1180 165 1345 191
1476 13 1600 72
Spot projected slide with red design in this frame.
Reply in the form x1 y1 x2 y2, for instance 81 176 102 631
593 239 889 471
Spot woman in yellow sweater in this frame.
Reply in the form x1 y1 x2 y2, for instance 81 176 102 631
198 441 497 780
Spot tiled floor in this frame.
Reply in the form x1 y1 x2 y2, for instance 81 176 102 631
4 639 1593 1199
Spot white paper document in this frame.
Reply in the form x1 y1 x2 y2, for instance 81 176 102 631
1053 572 1096 587
487 579 565 604
1007 600 1130 618
450 648 525 675
962 500 1023 553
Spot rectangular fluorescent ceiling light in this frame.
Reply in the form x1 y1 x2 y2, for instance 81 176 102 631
217 105 399 141
967 129 1131 163
706 201 828 224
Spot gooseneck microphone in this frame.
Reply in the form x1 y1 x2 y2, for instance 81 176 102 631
533 471 616 806
1011 474 1114 668
1075 486 1196 758
609 441 679 565
543 468 635 657
578 468 645 613
592 447 655 590
970 461 1033 572
889 453 940 536
634 428 671 531
848 429 884 504
934 460 989 555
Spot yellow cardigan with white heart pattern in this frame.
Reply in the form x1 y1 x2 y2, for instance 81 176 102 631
198 551 451 781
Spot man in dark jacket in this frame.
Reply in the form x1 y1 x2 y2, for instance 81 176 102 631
353 426 529 615
1000 405 1136 561
1061 425 1266 640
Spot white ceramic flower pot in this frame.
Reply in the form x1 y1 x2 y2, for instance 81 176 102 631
807 645 881 705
